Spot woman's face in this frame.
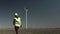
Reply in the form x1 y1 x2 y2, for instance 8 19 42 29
15 15 18 18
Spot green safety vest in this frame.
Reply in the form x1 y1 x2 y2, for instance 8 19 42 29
14 17 21 27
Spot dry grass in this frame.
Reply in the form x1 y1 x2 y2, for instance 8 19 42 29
0 28 60 34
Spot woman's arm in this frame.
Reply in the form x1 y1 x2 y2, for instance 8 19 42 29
13 19 15 25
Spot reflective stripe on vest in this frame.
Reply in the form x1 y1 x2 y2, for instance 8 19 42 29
14 17 21 27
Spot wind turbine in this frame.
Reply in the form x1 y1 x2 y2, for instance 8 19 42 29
24 7 28 29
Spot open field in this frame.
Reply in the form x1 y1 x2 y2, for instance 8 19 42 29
0 28 60 34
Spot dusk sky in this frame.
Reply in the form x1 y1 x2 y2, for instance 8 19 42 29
0 0 60 28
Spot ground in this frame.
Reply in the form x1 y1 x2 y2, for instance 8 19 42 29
0 28 60 34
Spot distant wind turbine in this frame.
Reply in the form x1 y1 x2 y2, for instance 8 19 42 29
24 7 28 29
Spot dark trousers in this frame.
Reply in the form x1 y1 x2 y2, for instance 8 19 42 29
15 27 19 34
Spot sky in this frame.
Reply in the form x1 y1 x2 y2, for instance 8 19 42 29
0 0 60 28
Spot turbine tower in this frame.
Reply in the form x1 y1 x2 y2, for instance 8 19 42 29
24 7 28 29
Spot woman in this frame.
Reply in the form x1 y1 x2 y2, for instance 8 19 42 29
13 13 22 34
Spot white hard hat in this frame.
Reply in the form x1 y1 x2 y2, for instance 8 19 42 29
15 13 18 16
